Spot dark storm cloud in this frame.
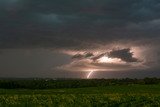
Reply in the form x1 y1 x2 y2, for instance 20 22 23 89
0 0 160 78
108 48 139 62
0 0 160 49
72 52 94 60
72 54 84 59
72 52 109 61
92 53 106 61
71 48 140 63
85 52 94 58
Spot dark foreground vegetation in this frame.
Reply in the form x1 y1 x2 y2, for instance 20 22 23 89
0 78 160 107
0 78 160 89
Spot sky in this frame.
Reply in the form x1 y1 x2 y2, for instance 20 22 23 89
0 0 160 78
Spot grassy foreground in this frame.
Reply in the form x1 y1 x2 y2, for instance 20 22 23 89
0 84 160 107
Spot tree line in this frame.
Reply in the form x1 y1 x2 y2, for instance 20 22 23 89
0 78 159 89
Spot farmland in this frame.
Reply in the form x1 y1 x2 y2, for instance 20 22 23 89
0 78 160 106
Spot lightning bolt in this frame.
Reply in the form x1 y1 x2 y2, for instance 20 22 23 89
87 71 94 79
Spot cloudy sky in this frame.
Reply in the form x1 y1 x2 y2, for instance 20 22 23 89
0 0 160 78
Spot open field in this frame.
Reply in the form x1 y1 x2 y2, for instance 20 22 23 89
0 84 160 107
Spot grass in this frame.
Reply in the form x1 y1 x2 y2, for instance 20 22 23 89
0 84 160 107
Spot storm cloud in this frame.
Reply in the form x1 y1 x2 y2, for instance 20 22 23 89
72 52 94 60
71 48 140 63
0 0 160 78
108 48 139 62
0 0 160 50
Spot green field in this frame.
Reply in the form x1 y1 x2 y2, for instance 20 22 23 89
0 84 160 107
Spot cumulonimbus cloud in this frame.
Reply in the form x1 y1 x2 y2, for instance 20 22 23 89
71 48 140 63
0 0 160 75
56 48 146 72
0 0 160 51
72 52 94 60
108 48 140 62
